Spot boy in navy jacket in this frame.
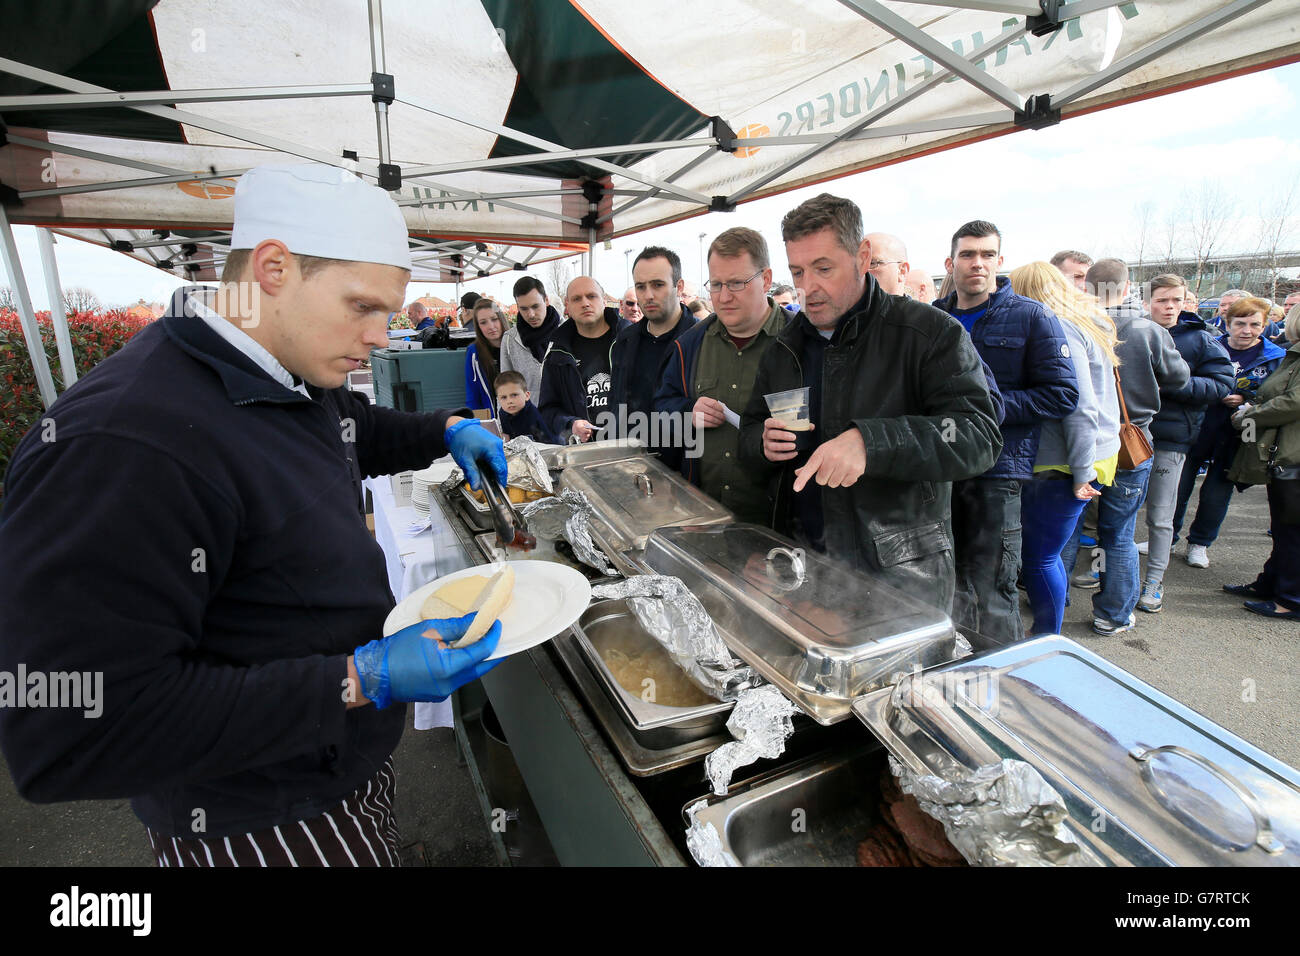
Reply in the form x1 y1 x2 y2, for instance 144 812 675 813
496 371 560 444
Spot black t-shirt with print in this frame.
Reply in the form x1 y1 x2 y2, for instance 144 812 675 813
570 325 616 421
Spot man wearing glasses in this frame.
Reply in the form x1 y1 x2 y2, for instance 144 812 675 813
620 288 643 323
865 232 910 295
655 227 789 522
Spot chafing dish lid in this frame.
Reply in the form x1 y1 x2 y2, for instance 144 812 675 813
853 636 1300 866
559 454 733 552
642 523 954 723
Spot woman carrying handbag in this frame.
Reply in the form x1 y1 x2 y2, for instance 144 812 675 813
1225 305 1300 620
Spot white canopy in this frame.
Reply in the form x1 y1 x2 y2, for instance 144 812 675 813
2 0 1297 404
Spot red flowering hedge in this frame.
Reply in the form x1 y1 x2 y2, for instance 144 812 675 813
1 308 151 496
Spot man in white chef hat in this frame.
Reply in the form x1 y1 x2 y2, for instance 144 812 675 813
0 163 507 866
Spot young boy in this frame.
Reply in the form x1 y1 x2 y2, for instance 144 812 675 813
495 371 561 444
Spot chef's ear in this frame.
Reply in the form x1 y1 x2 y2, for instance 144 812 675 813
250 239 293 296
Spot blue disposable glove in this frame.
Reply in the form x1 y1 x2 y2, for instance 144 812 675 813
353 613 503 708
446 418 508 491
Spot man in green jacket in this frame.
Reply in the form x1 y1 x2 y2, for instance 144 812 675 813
654 227 788 522
739 193 1002 613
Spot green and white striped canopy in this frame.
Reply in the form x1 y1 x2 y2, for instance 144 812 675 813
1 0 1297 281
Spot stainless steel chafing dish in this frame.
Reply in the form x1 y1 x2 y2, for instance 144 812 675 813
853 635 1300 866
558 451 733 566
637 523 956 725
571 599 733 749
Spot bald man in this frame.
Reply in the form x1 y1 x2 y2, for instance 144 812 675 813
904 269 936 304
865 232 910 294
538 276 629 441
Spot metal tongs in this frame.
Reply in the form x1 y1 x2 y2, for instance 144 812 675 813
479 476 537 551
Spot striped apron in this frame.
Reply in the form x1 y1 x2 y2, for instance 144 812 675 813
147 758 401 867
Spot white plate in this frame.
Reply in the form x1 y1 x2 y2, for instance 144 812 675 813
413 458 458 484
383 561 591 661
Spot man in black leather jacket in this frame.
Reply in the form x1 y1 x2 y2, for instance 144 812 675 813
739 193 1002 613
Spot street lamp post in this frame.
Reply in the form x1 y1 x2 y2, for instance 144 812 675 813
698 232 707 285
624 248 632 288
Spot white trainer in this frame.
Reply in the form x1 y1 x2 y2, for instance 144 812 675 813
1136 540 1149 555
1186 544 1210 569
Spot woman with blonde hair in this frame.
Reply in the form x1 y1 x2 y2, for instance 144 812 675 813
1009 261 1122 635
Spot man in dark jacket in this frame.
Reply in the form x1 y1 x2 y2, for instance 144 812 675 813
0 164 506 865
538 276 629 441
1065 258 1189 635
739 194 1002 613
655 227 788 522
1139 275 1234 612
609 246 695 443
935 220 1078 648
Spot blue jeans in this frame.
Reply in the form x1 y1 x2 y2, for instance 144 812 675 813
1021 475 1089 636
1172 428 1239 547
1062 459 1154 626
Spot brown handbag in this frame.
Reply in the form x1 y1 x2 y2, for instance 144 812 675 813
1114 368 1153 470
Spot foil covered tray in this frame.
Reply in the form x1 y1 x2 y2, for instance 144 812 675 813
641 523 956 725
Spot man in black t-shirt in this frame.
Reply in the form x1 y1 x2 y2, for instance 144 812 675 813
538 276 629 441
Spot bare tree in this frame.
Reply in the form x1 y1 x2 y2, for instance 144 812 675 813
1158 203 1182 276
544 257 576 299
62 286 102 313
1253 180 1298 301
0 285 15 312
1182 180 1236 298
1131 200 1156 279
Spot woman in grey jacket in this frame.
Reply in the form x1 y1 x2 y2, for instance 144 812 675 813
1011 262 1122 635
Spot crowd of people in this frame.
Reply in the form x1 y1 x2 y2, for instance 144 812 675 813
441 195 1300 642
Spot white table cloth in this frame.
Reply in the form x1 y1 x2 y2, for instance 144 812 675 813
365 463 473 729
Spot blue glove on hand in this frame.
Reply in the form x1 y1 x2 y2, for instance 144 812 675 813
446 418 508 491
353 613 503 709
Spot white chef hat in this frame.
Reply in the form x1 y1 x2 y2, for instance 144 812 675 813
230 163 412 271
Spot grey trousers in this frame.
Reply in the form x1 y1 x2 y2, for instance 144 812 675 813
1144 448 1187 585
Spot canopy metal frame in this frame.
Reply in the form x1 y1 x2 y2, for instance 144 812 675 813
0 0 1288 407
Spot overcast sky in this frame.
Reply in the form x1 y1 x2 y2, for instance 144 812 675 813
4 61 1298 311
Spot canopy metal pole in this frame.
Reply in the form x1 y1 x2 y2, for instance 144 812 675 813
599 146 716 226
397 93 713 205
1053 0 1271 108
725 21 1028 204
904 0 1039 12
0 55 578 226
0 206 59 408
368 0 392 169
35 229 77 388
401 135 716 178
836 0 1025 111
0 83 373 111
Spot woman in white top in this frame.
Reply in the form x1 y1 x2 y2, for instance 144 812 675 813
1010 262 1122 636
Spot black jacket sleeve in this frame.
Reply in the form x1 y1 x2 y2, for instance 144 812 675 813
1168 336 1234 407
854 320 1003 482
538 354 580 437
334 388 460 478
0 434 350 802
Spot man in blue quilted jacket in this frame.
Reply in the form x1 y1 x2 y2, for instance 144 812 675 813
936 221 1079 648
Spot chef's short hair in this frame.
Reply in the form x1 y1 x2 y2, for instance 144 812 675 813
220 248 339 283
